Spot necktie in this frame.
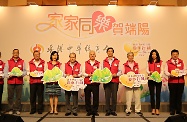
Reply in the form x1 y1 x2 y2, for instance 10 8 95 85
174 60 177 67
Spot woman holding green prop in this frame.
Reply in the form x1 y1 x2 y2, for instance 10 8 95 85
147 49 163 115
45 51 62 115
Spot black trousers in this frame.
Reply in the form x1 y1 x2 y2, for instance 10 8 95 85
103 82 119 112
8 84 22 111
148 80 162 109
65 91 78 113
30 83 44 112
168 83 184 113
0 84 3 111
84 84 99 113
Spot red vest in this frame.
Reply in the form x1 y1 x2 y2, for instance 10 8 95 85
148 60 163 73
84 60 100 85
65 61 81 75
123 61 139 74
0 60 5 84
47 61 62 70
8 57 24 84
167 58 185 83
29 58 45 84
103 57 120 83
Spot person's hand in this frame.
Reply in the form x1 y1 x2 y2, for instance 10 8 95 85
81 92 85 97
73 74 78 78
8 75 13 78
112 74 117 77
150 71 153 75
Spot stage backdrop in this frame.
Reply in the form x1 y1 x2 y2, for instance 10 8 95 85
0 6 187 103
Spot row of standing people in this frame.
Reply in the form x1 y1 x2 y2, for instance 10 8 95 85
0 48 186 117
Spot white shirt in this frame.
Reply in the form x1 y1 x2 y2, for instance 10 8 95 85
82 60 101 77
27 59 42 75
102 57 122 76
164 59 187 76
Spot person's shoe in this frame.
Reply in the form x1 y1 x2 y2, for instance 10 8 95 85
30 111 36 114
105 112 110 116
65 112 71 116
16 111 21 115
8 111 13 115
152 109 155 115
86 112 92 116
170 111 175 115
155 109 159 116
111 112 117 116
73 113 78 116
136 112 143 116
126 112 131 116
38 111 42 114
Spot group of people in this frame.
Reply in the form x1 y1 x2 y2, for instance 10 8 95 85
0 47 186 117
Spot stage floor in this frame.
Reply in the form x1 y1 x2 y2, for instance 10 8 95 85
5 112 174 122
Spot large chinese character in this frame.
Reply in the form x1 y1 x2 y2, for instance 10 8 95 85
79 18 94 37
36 13 63 32
94 15 111 32
92 11 116 33
64 15 78 30
48 13 63 28
113 23 123 35
138 23 149 35
125 23 136 35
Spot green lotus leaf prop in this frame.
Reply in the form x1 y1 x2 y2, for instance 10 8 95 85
150 71 162 83
9 67 23 76
42 67 63 84
91 68 112 84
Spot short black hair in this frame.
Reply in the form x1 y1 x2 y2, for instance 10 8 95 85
50 51 59 61
33 50 40 55
13 49 19 52
171 49 179 55
69 52 76 58
106 47 114 53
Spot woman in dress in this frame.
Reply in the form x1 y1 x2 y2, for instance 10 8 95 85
45 51 62 115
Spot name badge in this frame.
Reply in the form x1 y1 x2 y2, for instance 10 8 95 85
93 66 97 69
177 64 181 67
0 65 2 68
18 65 22 68
75 69 79 71
135 68 138 71
157 65 160 67
114 64 118 66
38 65 42 68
